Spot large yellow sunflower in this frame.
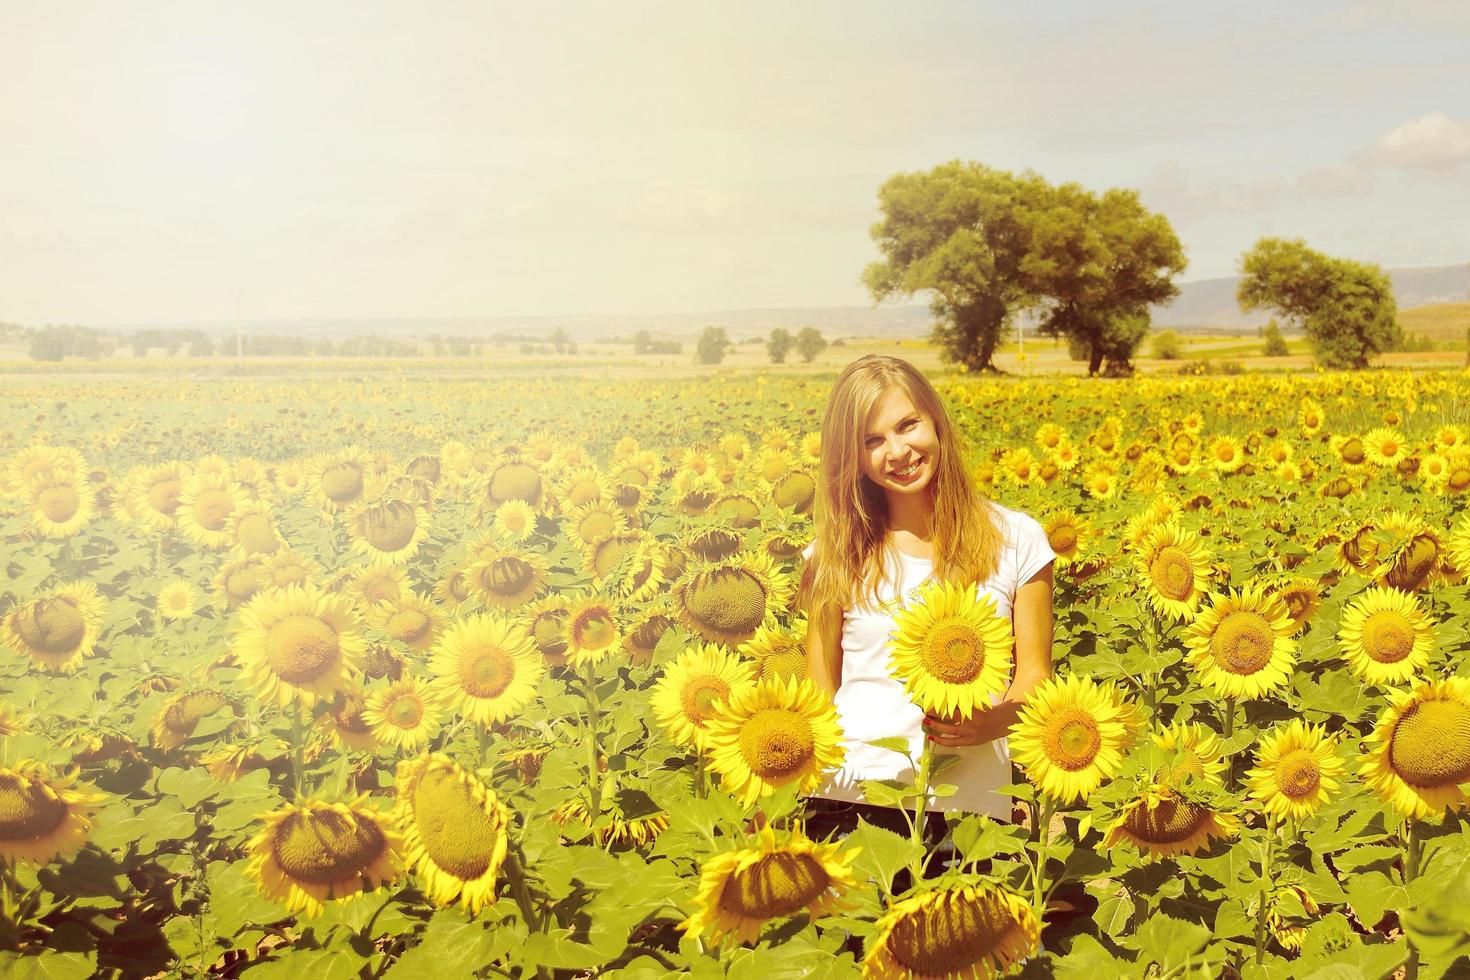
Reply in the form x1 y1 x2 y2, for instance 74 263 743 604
1263 575 1322 636
1135 521 1213 622
651 643 757 750
1369 512 1443 593
1040 509 1092 568
177 472 248 550
227 501 282 557
338 561 408 610
0 760 105 864
679 826 860 945
562 593 624 668
1103 783 1238 858
1338 586 1436 686
348 500 432 565
311 449 373 515
739 619 808 684
1184 585 1296 701
1362 427 1407 468
245 798 401 917
466 547 549 610
151 689 236 750
3 582 107 673
429 613 544 726
1360 677 1470 821
156 581 197 622
522 594 572 666
367 591 445 654
1009 674 1133 804
1151 721 1227 785
122 461 188 531
393 753 510 913
888 579 1014 721
701 676 845 807
673 553 789 647
863 882 1040 980
1448 514 1470 581
232 585 365 707
363 675 444 752
26 475 95 538
1246 719 1344 823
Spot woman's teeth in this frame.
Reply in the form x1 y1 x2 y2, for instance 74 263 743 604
892 459 921 477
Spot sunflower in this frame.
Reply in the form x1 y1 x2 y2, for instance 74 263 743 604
3 582 107 673
683 521 745 563
367 592 444 653
1360 677 1470 820
27 475 95 538
651 643 757 750
227 501 282 557
1331 434 1368 467
1150 721 1227 785
481 458 545 512
393 753 510 913
337 561 409 609
673 554 788 647
589 534 667 602
156 581 197 621
671 468 723 515
1040 509 1092 568
550 788 670 848
1135 521 1213 622
263 548 318 590
1443 451 1470 495
701 676 844 807
491 499 538 542
1205 435 1246 474
1448 514 1470 580
232 585 365 707
712 491 763 529
348 500 431 565
246 798 401 917
1009 674 1133 804
273 460 307 496
863 882 1040 980
212 557 272 611
565 499 628 550
888 580 1013 722
523 594 572 666
151 689 236 750
557 467 611 512
560 593 625 668
0 760 105 864
177 472 247 550
679 826 860 945
5 444 83 491
363 675 444 752
1246 719 1344 823
311 449 373 514
739 619 808 683
466 548 549 610
323 689 377 752
1263 575 1322 635
123 461 188 530
1362 427 1407 468
1297 399 1325 436
1370 512 1442 593
624 605 677 666
1338 587 1436 686
1184 585 1296 701
429 613 544 727
1103 783 1239 857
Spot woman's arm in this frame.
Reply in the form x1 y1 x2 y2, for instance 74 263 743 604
922 563 1054 747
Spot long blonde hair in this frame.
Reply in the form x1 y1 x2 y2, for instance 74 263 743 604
800 355 1002 620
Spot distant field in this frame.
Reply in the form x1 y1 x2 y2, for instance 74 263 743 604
1399 301 1470 344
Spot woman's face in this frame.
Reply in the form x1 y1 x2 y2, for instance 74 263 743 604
860 388 939 497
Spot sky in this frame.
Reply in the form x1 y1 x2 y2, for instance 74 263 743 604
2 0 1469 325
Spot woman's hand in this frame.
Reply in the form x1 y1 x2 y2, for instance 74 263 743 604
922 703 1018 747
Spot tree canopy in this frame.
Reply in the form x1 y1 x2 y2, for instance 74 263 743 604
766 328 794 364
795 327 827 363
864 161 1184 374
1237 239 1399 370
695 326 730 365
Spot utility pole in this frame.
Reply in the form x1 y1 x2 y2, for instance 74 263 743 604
236 290 242 358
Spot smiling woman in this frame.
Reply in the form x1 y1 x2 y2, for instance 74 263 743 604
797 354 1056 831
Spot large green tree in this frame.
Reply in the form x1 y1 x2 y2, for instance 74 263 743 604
1237 238 1399 369
864 161 1051 372
1025 185 1186 376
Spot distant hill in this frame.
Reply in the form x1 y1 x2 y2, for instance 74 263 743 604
1399 302 1470 344
86 262 1470 340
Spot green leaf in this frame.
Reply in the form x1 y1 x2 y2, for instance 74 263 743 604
0 951 98 980
517 933 609 971
859 780 907 808
1333 843 1399 872
92 798 198 854
384 910 516 978
243 945 371 979
950 815 1024 864
866 736 913 758
1124 912 1213 975
845 821 923 891
156 765 222 809
1052 933 1134 978
1344 871 1409 929
1403 848 1470 960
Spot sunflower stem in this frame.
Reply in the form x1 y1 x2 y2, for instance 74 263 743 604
503 838 552 980
1032 797 1054 913
290 703 306 801
694 752 707 800
1404 819 1422 980
1222 699 1237 789
907 741 936 886
583 663 603 825
1253 828 1275 965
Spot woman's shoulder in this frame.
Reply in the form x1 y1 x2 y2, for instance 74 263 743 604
984 500 1044 540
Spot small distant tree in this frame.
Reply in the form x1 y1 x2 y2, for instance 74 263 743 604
767 328 795 364
696 326 730 365
29 327 69 361
795 327 827 363
189 335 215 357
1151 330 1183 360
1237 238 1399 369
548 327 569 354
633 329 652 355
1262 320 1289 357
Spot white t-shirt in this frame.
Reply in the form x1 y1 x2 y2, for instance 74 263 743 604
802 503 1056 819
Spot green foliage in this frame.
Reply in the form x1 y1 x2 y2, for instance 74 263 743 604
695 326 730 365
766 328 794 364
1151 330 1183 360
795 327 827 363
1237 238 1400 369
1262 320 1289 356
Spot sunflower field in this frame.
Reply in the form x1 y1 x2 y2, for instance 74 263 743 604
2 364 1470 979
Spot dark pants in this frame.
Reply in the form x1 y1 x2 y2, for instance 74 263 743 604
802 798 953 895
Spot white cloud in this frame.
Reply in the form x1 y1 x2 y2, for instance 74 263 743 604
1361 112 1470 172
1139 160 1372 221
